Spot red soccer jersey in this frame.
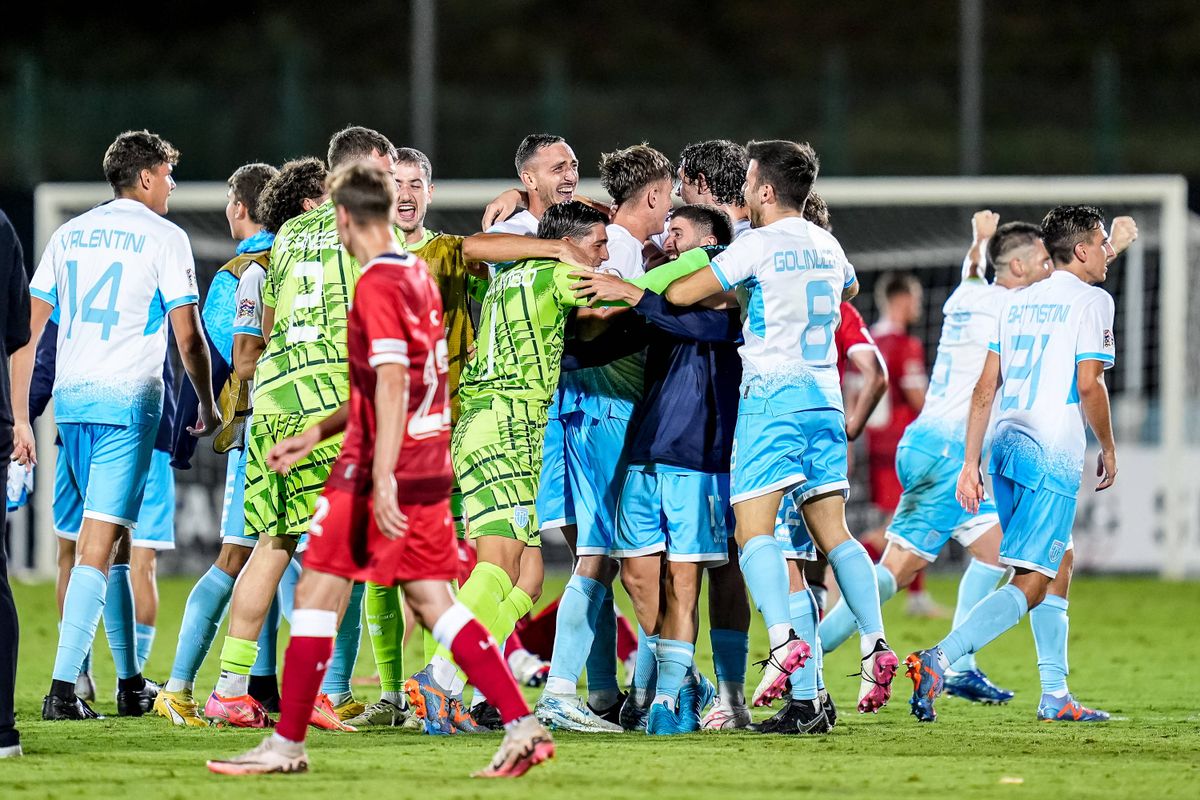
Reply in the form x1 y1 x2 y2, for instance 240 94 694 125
866 319 927 456
835 302 878 377
327 251 452 503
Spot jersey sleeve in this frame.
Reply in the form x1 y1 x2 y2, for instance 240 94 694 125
709 234 757 290
1075 290 1116 369
360 274 425 369
233 264 267 338
262 236 282 309
29 233 61 308
158 228 199 311
899 336 928 391
833 238 858 290
553 262 590 308
836 302 876 359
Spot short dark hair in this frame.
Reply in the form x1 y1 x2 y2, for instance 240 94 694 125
803 191 831 231
537 200 606 241
328 163 396 225
678 140 748 207
1041 205 1106 265
228 163 278 225
987 221 1043 272
599 143 674 205
102 130 180 190
671 204 733 246
515 133 566 174
395 147 432 182
745 139 819 212
257 157 328 234
879 272 921 301
326 125 396 170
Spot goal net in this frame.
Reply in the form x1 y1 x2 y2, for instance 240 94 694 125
17 176 1198 579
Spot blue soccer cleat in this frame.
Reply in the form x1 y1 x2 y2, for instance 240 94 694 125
1037 693 1111 722
904 649 946 722
403 667 455 736
945 668 1015 705
534 692 623 733
678 674 715 728
646 701 695 736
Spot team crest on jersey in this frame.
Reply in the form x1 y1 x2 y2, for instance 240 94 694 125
1049 540 1065 563
513 506 530 529
1103 329 1114 348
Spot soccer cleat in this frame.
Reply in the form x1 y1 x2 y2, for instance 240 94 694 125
588 690 627 727
473 716 555 778
904 648 946 722
678 675 714 730
206 735 308 775
334 698 365 721
945 668 1015 705
470 700 502 731
535 692 624 733
751 633 812 707
701 696 752 730
749 698 832 735
449 697 488 733
343 698 411 728
819 689 838 729
154 688 208 728
508 649 551 688
404 668 455 736
42 693 104 721
646 701 696 735
310 693 356 731
117 677 160 717
857 638 899 713
619 694 649 732
0 744 22 758
1037 694 1111 722
204 692 273 728
75 671 96 703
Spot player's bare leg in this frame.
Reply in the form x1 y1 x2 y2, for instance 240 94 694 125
130 546 158 670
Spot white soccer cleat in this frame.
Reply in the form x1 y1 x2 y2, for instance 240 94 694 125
508 649 551 688
751 633 812 707
474 716 555 778
857 637 900 713
535 692 623 733
701 696 752 730
206 735 308 775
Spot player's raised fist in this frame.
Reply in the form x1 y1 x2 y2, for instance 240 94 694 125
1108 216 1138 257
972 210 1000 242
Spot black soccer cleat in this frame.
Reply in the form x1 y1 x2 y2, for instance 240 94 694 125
749 698 832 735
469 700 503 731
820 688 838 729
588 690 627 727
43 693 105 721
117 677 160 716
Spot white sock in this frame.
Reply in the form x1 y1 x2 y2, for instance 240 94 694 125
1047 688 1069 699
429 656 458 693
767 623 793 650
326 690 353 707
270 732 304 753
859 632 885 659
472 688 488 707
164 678 192 694
652 692 676 712
381 690 404 706
216 671 249 698
545 677 575 696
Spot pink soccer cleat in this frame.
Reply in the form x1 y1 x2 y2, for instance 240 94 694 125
473 716 555 778
204 692 273 728
857 638 900 713
751 633 812 707
310 693 357 732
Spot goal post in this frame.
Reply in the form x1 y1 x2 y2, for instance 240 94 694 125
21 176 1196 580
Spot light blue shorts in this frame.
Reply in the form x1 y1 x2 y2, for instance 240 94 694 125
773 490 819 561
220 445 308 552
55 422 156 532
535 414 575 531
884 446 999 562
131 449 176 550
991 472 1076 578
565 411 634 556
731 404 849 506
615 465 731 564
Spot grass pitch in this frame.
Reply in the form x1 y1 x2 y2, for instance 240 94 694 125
4 573 1198 799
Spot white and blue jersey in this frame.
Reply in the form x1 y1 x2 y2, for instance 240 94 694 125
710 216 857 504
989 270 1116 576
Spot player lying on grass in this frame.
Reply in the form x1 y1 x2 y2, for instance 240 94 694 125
207 162 555 778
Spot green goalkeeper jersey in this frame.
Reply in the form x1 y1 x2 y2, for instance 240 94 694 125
254 200 360 416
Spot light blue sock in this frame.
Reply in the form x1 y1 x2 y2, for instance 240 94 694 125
826 539 886 640
170 565 235 683
81 648 92 676
938 584 1028 666
321 581 365 698
816 599 856 654
586 586 619 698
806 590 826 691
709 628 748 685
546 574 606 689
738 535 792 633
630 627 659 706
277 556 302 623
135 623 155 672
653 639 695 710
787 591 819 700
949 559 1007 672
252 592 281 676
53 566 108 684
1029 594 1070 694
103 564 139 679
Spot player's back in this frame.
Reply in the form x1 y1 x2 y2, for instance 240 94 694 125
990 270 1115 494
338 252 451 500
255 200 359 417
709 216 855 413
31 198 198 426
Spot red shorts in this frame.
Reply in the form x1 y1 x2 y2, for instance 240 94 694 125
867 450 902 513
302 488 457 586
456 537 478 586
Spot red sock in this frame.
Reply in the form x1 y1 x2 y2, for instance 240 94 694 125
276 635 333 743
862 540 884 563
504 629 525 659
910 569 925 594
615 612 637 662
514 596 559 660
451 618 530 725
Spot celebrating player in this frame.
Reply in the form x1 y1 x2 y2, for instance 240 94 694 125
906 205 1121 723
206 162 554 778
12 129 218 720
674 140 751 237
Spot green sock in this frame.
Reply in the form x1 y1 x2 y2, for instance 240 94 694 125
432 561 512 666
365 582 404 693
219 636 258 674
493 586 534 645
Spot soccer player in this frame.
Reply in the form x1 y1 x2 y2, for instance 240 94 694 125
11 129 218 720
534 144 674 733
204 126 396 728
906 205 1121 723
153 161 283 726
657 140 898 721
674 139 751 237
206 162 555 778
484 134 581 236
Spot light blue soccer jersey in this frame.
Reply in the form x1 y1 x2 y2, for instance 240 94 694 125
30 198 199 426
710 216 857 413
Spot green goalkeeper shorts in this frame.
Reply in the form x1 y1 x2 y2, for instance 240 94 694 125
243 413 343 539
451 403 544 547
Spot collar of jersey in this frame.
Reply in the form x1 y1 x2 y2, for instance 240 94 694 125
236 229 275 254
403 228 438 252
364 251 415 271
